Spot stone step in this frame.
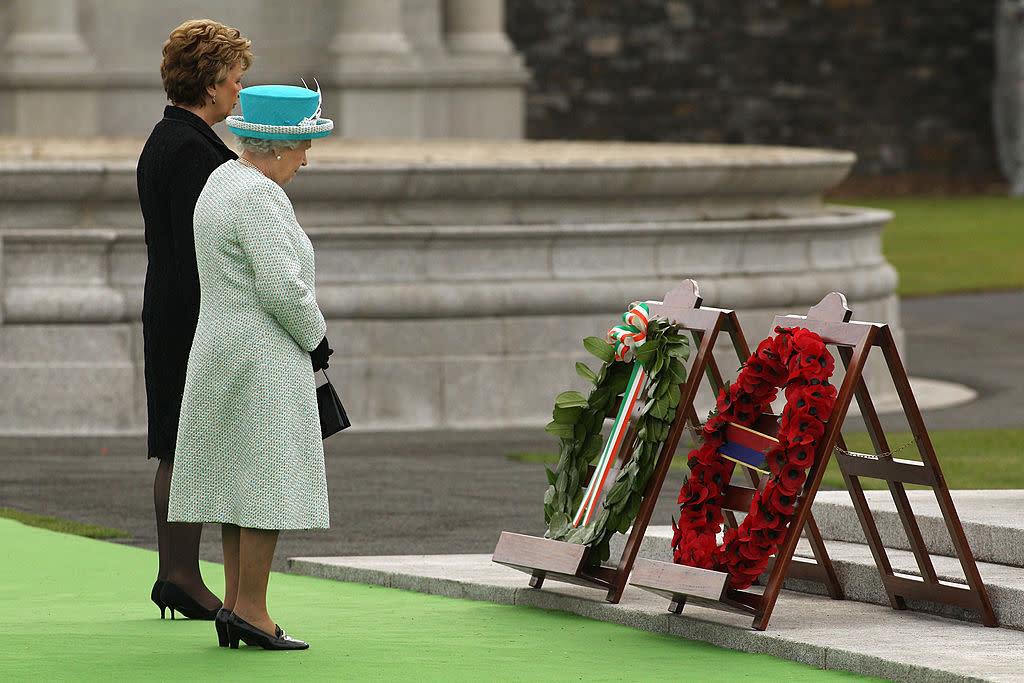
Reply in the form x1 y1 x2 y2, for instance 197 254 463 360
621 489 1024 629
624 526 1021 629
810 490 1024 569
622 490 1024 565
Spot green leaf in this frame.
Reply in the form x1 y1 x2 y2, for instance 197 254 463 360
575 361 598 384
666 358 687 384
567 525 589 545
624 492 644 522
666 341 690 358
616 504 635 533
552 405 583 425
545 420 575 439
545 468 557 485
633 342 658 368
548 513 570 540
555 467 569 493
587 386 612 411
583 336 615 363
581 433 604 461
555 390 589 409
604 481 630 506
543 486 555 506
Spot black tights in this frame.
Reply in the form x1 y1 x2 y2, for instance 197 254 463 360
153 457 221 609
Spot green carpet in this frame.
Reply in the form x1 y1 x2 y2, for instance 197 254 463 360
0 518 884 682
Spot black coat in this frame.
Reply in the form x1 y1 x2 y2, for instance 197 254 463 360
137 106 237 460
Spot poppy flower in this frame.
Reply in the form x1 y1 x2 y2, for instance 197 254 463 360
681 481 711 507
776 462 808 495
787 418 826 445
767 447 790 476
787 445 814 467
738 540 767 561
765 485 797 515
737 371 767 394
752 525 782 546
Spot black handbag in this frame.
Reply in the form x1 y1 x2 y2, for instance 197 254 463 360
317 369 350 439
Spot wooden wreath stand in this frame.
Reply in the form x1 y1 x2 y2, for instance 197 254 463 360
492 280 839 604
630 293 997 631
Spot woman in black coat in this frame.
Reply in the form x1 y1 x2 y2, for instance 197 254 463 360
136 18 252 620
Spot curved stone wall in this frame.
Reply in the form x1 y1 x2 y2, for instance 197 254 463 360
0 138 894 435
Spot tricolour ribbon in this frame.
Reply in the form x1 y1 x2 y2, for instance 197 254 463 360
572 302 653 528
605 302 650 362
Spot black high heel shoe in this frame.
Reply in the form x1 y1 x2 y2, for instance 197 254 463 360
225 611 308 650
215 609 231 647
158 581 221 621
151 580 169 619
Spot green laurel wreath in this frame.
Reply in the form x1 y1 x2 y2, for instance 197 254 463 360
542 317 690 566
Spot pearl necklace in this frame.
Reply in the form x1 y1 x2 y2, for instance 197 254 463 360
237 156 266 176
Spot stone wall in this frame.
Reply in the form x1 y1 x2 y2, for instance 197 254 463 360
506 1 998 181
0 138 896 435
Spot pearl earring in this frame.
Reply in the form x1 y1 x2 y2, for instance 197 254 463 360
276 155 281 160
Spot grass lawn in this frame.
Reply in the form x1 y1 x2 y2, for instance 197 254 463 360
0 506 130 539
837 196 1024 296
508 426 1024 491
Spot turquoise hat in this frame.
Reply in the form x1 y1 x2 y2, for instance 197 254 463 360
225 83 333 140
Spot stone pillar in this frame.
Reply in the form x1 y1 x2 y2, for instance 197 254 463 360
330 0 414 68
328 0 423 137
994 0 1024 195
1 0 99 134
443 0 514 54
441 0 526 138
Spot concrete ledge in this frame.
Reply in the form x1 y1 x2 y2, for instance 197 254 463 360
286 553 1015 682
810 490 1024 569
625 528 1024 630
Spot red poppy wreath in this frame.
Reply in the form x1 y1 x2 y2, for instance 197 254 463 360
670 326 837 589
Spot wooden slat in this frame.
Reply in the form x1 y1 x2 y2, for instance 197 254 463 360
835 454 937 487
721 484 757 512
630 558 729 602
883 573 993 611
492 532 587 575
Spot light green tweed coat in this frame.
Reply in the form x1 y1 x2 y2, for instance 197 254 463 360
168 160 329 530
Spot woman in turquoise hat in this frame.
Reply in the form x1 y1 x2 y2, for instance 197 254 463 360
168 82 336 651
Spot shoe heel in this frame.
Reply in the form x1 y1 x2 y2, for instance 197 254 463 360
216 611 230 647
151 580 168 620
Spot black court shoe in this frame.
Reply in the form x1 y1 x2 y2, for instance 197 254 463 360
151 580 169 619
158 581 220 621
215 609 231 647
225 612 309 650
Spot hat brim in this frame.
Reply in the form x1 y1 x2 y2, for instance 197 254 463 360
226 116 334 140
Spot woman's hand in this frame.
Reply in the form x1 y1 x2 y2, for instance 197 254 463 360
311 336 334 371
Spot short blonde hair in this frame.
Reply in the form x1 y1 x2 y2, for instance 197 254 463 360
161 19 253 107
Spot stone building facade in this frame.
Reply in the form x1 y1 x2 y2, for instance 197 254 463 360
0 0 528 139
506 1 999 184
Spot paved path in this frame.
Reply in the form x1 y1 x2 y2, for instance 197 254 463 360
1 292 1021 573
